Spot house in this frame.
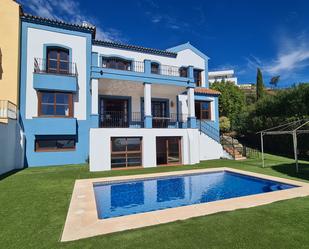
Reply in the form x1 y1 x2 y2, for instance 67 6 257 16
209 70 238 85
19 12 223 170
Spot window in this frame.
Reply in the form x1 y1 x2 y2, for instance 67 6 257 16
111 137 142 168
179 67 188 77
38 91 73 117
151 62 160 74
102 57 132 71
35 136 76 152
195 101 211 120
47 47 70 74
194 69 202 86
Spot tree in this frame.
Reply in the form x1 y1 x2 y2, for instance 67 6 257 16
210 81 246 128
256 68 264 100
270 75 280 88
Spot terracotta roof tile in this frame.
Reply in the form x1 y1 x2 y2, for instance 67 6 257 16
21 13 96 38
93 40 177 58
195 88 221 95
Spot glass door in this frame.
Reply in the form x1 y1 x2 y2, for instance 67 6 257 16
156 137 181 165
152 100 168 128
100 98 128 127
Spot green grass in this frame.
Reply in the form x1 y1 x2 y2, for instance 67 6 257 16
0 154 309 249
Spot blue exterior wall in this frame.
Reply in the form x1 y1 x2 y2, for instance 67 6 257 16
19 20 219 168
20 21 93 167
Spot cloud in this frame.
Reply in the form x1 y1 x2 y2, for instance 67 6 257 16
245 32 309 80
18 0 125 41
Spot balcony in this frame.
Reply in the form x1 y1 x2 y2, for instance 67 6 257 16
98 111 188 128
33 58 78 92
91 55 195 87
0 100 17 122
30 117 77 135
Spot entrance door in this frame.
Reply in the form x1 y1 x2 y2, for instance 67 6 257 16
152 100 168 128
100 98 129 127
156 137 181 165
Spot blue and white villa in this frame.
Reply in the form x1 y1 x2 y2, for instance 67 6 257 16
19 13 223 171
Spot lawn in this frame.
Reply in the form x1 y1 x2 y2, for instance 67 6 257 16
0 154 309 249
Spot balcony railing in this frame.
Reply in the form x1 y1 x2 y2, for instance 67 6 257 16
101 59 188 78
157 64 183 77
0 100 17 120
34 58 78 76
99 111 143 128
99 111 188 128
102 60 144 73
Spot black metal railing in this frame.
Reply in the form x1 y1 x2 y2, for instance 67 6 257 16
198 120 220 142
99 111 142 128
102 60 144 73
99 111 189 128
158 64 183 77
101 59 188 78
152 113 179 128
34 58 78 76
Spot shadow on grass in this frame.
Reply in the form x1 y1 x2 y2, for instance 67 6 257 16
271 163 309 181
0 169 24 181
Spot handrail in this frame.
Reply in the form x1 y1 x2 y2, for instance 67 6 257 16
198 120 220 142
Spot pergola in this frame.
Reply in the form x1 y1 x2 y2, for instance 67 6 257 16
258 119 309 172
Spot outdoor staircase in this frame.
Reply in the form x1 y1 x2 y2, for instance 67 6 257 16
197 120 220 143
221 135 247 160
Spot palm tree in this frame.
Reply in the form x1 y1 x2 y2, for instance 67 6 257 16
270 76 280 88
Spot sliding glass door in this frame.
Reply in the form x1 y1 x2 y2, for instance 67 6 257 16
156 137 181 165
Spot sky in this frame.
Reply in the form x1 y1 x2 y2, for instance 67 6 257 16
18 0 309 87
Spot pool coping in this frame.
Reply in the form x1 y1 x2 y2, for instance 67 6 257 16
61 167 309 242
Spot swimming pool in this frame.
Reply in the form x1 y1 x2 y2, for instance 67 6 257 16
94 171 296 219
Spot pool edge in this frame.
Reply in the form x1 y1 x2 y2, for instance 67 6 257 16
61 167 309 242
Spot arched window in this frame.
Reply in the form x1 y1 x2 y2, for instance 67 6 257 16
151 62 160 74
46 47 70 74
102 57 132 71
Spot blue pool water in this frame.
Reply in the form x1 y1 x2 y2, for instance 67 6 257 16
94 171 296 219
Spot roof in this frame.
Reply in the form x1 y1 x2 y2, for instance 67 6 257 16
195 88 221 95
167 42 210 60
93 40 178 58
21 13 96 38
208 70 234 77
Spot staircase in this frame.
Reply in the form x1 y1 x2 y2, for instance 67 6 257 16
197 120 220 143
221 135 246 160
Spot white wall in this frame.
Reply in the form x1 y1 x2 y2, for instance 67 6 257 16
198 132 223 160
179 94 216 121
26 27 87 120
0 119 24 175
89 128 200 171
92 45 207 87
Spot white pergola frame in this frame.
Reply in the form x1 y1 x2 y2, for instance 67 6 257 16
258 119 309 172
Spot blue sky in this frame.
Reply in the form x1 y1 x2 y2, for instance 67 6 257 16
18 0 309 87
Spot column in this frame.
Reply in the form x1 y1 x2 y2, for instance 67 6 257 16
144 59 151 75
187 86 196 128
144 82 152 128
91 78 99 128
